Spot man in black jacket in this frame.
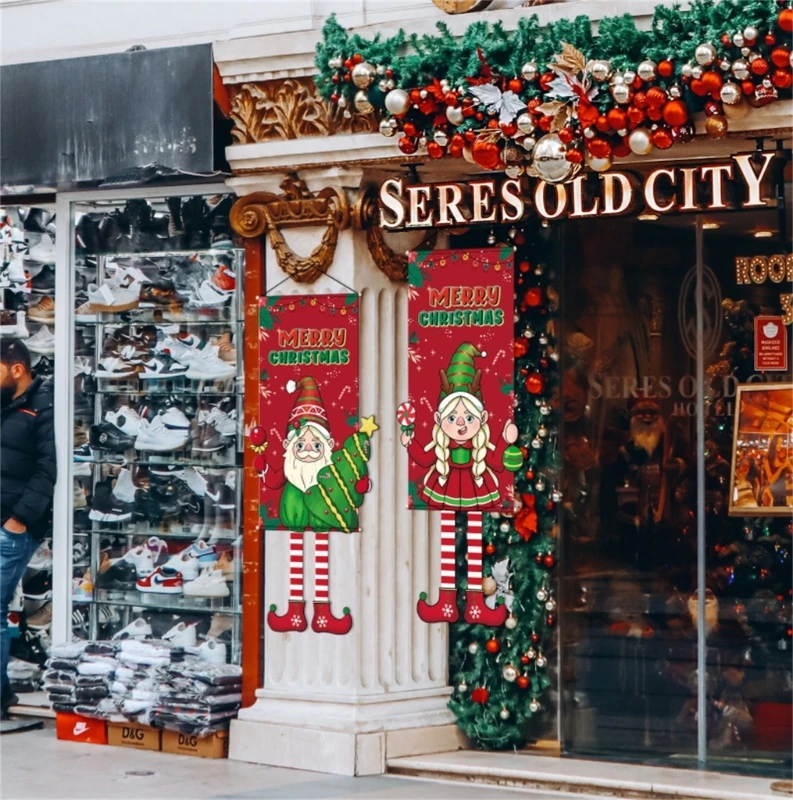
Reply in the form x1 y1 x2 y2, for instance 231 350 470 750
0 338 55 715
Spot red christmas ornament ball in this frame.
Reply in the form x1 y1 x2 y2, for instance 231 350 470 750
690 78 708 97
471 687 490 704
658 60 674 78
772 46 791 68
353 53 363 64
525 372 545 395
508 78 523 93
558 127 574 144
543 553 557 569
427 141 445 159
565 148 583 164
646 86 668 108
778 7 793 33
613 142 631 158
702 71 723 93
485 543 496 556
595 115 611 133
514 338 529 358
250 426 267 447
751 57 769 76
652 128 674 150
517 675 530 689
703 100 722 116
398 137 417 155
766 33 777 46
355 477 372 494
520 654 530 665
524 286 543 307
626 106 645 126
485 637 500 654
253 453 266 473
606 108 627 130
662 99 689 127
534 553 544 565
525 468 535 481
772 69 793 89
741 79 757 97
402 122 418 138
531 632 541 644
587 138 612 158
546 614 556 627
633 91 648 109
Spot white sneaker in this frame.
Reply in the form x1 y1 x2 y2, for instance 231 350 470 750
185 350 236 381
26 233 55 264
9 580 24 613
74 356 93 377
105 406 142 436
7 254 27 284
87 272 141 313
196 638 227 664
134 416 189 452
183 566 229 598
0 311 29 339
159 406 190 430
26 325 55 354
138 356 188 380
122 544 155 578
162 621 198 647
190 280 231 308
96 356 138 379
199 406 236 438
112 617 152 640
113 468 138 504
156 336 200 365
28 540 53 571
163 551 200 581
183 467 207 497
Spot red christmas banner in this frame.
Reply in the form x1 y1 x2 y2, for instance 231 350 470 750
398 248 519 628
250 293 378 636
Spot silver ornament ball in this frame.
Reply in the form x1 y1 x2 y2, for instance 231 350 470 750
720 82 742 105
637 60 656 82
695 42 717 66
681 63 694 78
622 69 636 85
529 698 541 713
585 151 613 173
531 437 543 449
539 402 552 416
351 61 376 89
532 133 577 184
551 488 563 502
537 588 548 602
731 59 750 80
379 119 396 137
499 707 511 720
669 85 682 98
446 105 464 126
590 60 612 82
536 655 547 668
505 615 518 630
502 664 518 682
516 112 534 135
328 56 343 70
434 130 449 147
377 79 389 93
354 90 374 114
499 521 511 534
733 33 745 48
521 62 538 81
545 599 556 612
458 681 468 693
743 25 758 43
611 82 631 105
628 127 654 155
538 425 549 439
691 65 704 80
521 135 537 153
468 642 479 655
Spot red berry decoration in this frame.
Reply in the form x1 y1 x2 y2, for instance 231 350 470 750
471 687 490 705
772 69 793 89
525 372 545 395
485 637 500 654
398 137 417 155
524 286 543 307
772 46 791 68
514 338 529 358
658 60 674 78
662 99 689 127
779 7 793 33
751 57 769 76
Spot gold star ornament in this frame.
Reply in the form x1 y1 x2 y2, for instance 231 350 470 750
359 415 379 437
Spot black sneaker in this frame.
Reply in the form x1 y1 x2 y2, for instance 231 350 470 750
192 423 229 454
76 215 102 255
19 207 50 233
22 571 52 601
89 421 135 453
73 443 94 461
98 560 138 591
31 264 55 294
89 479 135 523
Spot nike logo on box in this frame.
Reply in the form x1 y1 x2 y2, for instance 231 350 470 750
73 722 89 735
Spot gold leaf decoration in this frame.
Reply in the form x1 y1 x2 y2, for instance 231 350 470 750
555 42 587 74
535 100 565 116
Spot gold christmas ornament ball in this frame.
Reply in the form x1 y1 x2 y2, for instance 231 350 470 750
532 133 577 184
637 60 656 82
590 60 612 81
502 664 518 682
516 112 535 135
482 576 498 596
379 119 396 137
351 61 376 89
628 127 654 155
354 90 374 114
462 145 475 164
695 43 717 66
720 82 742 105
705 114 728 138
446 105 464 126
585 151 613 173
384 88 410 117
521 62 539 81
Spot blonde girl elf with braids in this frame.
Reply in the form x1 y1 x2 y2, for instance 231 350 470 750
401 343 517 626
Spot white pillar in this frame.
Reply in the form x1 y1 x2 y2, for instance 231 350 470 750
228 169 465 775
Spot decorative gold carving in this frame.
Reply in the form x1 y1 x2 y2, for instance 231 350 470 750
352 186 436 282
230 175 350 284
431 0 493 12
229 78 377 144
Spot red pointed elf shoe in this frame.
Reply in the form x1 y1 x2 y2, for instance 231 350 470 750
464 590 508 627
311 602 352 635
416 589 459 624
267 600 307 633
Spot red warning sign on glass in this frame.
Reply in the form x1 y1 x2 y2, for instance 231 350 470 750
754 316 788 372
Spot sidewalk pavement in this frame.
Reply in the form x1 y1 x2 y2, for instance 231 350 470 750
1 728 602 800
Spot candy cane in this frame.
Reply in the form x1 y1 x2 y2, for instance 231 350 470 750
338 385 351 400
420 397 434 415
491 351 503 366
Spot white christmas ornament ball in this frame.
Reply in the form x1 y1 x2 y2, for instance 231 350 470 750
611 82 631 105
585 151 613 173
516 112 534 135
695 43 717 66
743 25 758 43
499 707 511 720
628 127 654 155
458 681 468 693
536 655 547 668
521 136 537 153
732 59 750 80
691 65 704 80
529 698 541 713
468 642 479 655
446 105 464 126
384 89 410 117
505 615 518 630
681 63 694 78
732 33 745 48
434 130 449 147
502 664 518 682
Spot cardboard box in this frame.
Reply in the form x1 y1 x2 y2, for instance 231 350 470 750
55 713 107 745
107 722 161 751
161 729 229 759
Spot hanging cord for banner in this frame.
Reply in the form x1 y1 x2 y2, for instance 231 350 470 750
266 260 358 298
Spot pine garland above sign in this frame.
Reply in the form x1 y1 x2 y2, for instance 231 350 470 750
314 0 793 182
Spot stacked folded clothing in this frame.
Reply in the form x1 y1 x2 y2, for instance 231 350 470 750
8 658 43 694
151 662 242 736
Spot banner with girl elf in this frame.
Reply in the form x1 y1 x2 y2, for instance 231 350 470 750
398 248 520 628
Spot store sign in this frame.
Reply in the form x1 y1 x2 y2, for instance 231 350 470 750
379 153 777 229
399 248 516 511
755 316 788 372
735 253 793 326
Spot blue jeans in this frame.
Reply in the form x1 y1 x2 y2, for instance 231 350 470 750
0 526 36 709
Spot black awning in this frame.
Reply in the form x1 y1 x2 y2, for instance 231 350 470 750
1 44 215 190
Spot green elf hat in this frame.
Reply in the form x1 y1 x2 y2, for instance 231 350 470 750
286 376 330 439
438 342 485 411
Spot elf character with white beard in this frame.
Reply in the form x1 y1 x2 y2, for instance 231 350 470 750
259 376 377 635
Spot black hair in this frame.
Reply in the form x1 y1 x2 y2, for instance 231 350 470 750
0 338 32 373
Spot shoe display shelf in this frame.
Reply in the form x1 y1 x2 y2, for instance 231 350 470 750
70 240 244 665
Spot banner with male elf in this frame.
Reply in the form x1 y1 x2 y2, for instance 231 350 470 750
398 248 518 626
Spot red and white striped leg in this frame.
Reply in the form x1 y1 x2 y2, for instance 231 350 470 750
311 531 352 635
267 531 307 632
417 509 459 623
